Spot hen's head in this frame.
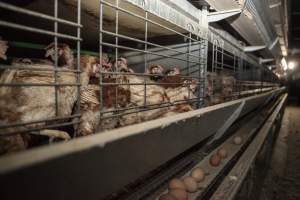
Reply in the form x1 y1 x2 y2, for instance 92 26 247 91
100 54 112 69
148 64 164 75
80 55 98 76
165 67 181 76
80 54 113 79
147 64 164 81
45 43 74 68
94 54 113 78
114 57 128 72
183 78 198 93
0 37 8 60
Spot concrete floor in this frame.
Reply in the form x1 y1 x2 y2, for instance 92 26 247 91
260 102 300 200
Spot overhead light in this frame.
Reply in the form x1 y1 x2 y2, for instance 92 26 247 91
288 62 296 70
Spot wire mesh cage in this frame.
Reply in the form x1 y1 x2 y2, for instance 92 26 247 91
76 0 209 136
0 0 279 155
0 0 82 154
206 32 279 106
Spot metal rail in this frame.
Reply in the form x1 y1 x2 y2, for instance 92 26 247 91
210 93 287 200
0 88 284 200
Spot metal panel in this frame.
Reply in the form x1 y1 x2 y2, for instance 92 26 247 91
65 0 209 38
204 0 265 46
203 0 284 58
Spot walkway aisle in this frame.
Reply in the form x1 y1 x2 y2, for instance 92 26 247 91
260 104 300 200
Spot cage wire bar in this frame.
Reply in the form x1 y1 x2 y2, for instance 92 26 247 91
98 0 208 122
0 0 82 138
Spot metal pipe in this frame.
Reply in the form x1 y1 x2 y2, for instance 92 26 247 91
1 121 80 137
144 11 148 107
74 0 82 137
115 0 119 110
100 42 202 65
99 82 201 86
100 0 200 43
0 114 81 129
100 98 200 115
100 30 202 60
54 0 59 116
0 20 81 41
99 98 200 119
0 64 80 73
100 71 203 80
99 1 104 127
0 2 81 27
0 83 80 87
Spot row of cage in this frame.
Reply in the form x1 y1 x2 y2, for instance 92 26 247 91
0 0 279 155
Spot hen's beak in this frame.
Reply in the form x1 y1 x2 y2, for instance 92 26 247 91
45 49 53 59
92 64 100 77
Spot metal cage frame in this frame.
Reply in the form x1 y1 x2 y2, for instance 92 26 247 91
0 0 279 153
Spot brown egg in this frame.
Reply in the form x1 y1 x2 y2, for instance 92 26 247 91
168 178 186 190
182 176 198 193
190 167 205 182
159 193 177 200
209 154 221 167
233 136 243 145
217 147 228 159
169 189 188 200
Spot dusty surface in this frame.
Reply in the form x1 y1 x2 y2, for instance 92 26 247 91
259 103 300 200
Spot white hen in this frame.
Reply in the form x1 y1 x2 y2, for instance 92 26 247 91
0 43 92 154
78 76 131 135
116 61 169 125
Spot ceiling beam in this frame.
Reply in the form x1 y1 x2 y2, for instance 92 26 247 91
243 45 267 52
259 58 275 64
207 9 241 23
269 2 282 8
268 37 279 50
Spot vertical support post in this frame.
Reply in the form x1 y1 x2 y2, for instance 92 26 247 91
74 0 81 137
54 0 59 116
99 0 104 124
144 11 148 107
115 0 119 109
187 32 192 100
187 32 191 76
212 38 215 73
233 52 236 73
233 52 237 98
197 37 201 108
215 41 218 73
261 67 264 93
199 38 208 108
221 45 224 71
198 7 208 108
238 54 243 98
